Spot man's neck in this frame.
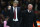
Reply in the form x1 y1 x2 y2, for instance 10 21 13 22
28 9 30 11
13 6 17 8
28 9 32 11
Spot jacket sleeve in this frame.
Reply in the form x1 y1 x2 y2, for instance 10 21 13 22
7 18 12 26
18 8 22 24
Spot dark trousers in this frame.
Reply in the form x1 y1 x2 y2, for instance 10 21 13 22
23 23 33 27
10 21 20 27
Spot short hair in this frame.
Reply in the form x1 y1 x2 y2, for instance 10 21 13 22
13 1 18 4
28 4 33 7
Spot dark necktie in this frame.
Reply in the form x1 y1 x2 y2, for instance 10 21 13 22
14 9 16 19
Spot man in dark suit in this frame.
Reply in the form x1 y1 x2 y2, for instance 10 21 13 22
21 4 37 27
7 1 22 27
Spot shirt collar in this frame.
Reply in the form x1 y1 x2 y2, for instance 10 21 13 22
13 6 17 9
27 9 31 13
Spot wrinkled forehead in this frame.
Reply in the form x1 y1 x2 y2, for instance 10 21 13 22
13 2 17 4
13 2 18 4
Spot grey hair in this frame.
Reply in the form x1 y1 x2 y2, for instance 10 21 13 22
28 4 33 7
13 1 18 4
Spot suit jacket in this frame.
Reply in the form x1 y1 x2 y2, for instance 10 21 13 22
7 6 22 27
21 9 37 27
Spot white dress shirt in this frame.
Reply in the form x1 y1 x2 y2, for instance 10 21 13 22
13 7 18 21
27 9 31 13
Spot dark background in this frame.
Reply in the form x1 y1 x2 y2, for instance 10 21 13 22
0 0 40 27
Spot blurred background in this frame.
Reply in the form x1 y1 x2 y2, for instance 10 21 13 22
0 0 40 27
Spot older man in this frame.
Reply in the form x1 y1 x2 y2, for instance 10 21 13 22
22 4 37 27
7 1 22 27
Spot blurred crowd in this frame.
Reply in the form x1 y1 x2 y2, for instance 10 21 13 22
0 0 40 27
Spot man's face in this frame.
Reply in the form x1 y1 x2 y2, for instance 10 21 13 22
13 3 17 7
28 5 33 11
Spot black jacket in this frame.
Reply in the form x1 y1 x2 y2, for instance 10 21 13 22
21 10 37 27
7 7 22 27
